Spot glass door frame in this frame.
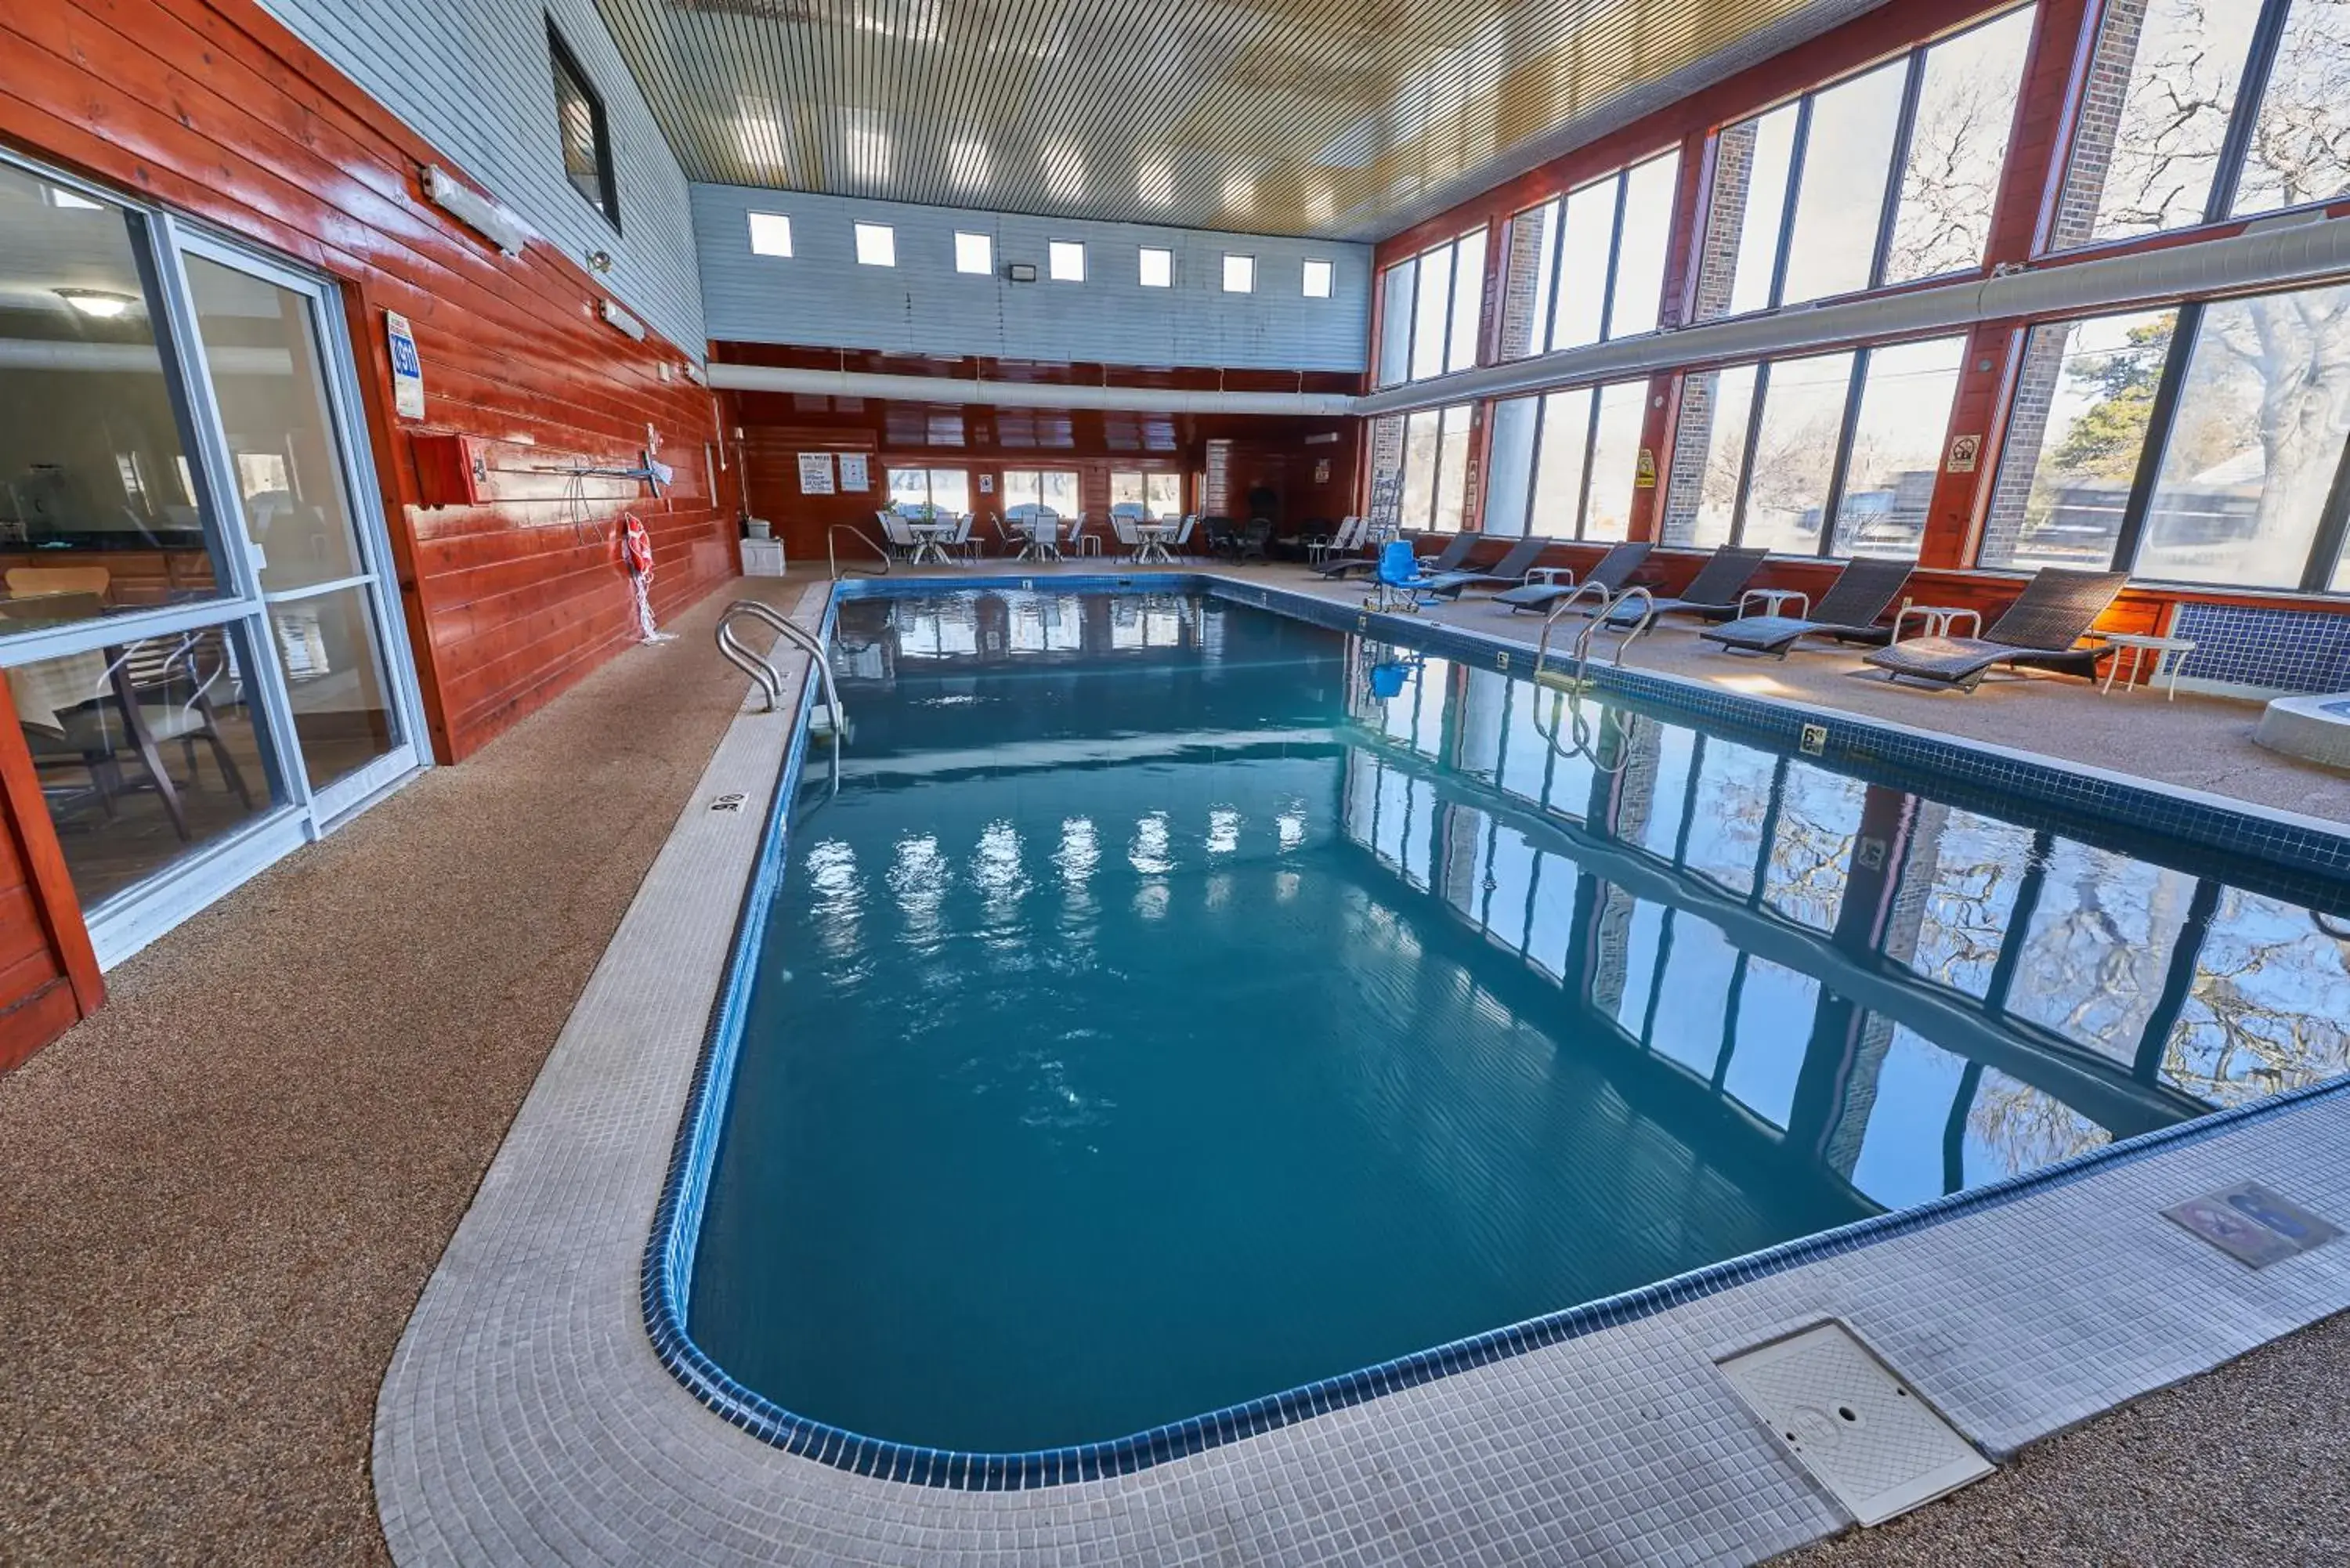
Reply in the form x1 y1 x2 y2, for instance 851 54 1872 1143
0 147 428 966
164 222 430 823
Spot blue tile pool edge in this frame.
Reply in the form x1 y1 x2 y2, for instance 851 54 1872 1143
638 576 2350 1492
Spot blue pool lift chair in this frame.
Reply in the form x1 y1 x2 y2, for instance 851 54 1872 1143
1364 539 1441 612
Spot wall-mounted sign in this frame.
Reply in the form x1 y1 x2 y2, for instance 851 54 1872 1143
1313 458 1332 486
385 311 425 421
1634 447 1658 489
797 451 836 494
1946 433 1983 474
978 474 994 494
837 452 870 492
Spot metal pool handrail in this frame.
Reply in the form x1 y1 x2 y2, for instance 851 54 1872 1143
827 523 891 581
1575 584 1658 670
714 601 844 731
1533 578 1616 681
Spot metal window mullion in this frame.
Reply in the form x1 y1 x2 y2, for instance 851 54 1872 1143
2204 0 2295 223
1572 390 1603 540
1597 173 1630 341
1815 349 1875 558
1726 362 1773 547
1767 97 1814 310
2111 302 2207 572
1539 199 1569 353
2298 418 2350 592
1514 396 1546 538
1869 49 1931 290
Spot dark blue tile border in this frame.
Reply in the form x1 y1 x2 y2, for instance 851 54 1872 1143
641 573 2350 1491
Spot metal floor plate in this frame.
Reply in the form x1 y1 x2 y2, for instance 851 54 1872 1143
1718 1322 1994 1526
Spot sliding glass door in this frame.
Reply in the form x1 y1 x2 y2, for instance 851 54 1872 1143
0 150 426 963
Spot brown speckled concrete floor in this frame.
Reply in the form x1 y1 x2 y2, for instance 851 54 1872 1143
2 563 2345 1566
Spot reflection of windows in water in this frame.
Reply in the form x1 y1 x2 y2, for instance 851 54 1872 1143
1764 765 1867 931
2004 842 2195 1062
891 604 978 658
1900 808 2034 999
2167 887 2350 1104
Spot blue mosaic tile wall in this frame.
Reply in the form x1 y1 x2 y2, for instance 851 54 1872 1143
2174 603 2350 693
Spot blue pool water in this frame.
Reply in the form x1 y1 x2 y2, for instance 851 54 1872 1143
687 589 2350 1457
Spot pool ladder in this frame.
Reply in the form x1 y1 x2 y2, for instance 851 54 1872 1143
1530 583 1657 775
1532 581 1659 688
715 600 847 818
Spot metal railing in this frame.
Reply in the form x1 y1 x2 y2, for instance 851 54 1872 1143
715 600 844 728
1533 581 1661 685
826 523 891 581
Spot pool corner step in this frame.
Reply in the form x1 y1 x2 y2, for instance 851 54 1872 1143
1716 1322 1992 1527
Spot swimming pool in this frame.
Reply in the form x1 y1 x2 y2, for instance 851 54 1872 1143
660 585 2350 1478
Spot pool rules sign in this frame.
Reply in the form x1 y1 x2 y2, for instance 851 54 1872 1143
385 312 425 420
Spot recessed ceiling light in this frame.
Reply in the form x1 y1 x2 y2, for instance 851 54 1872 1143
55 287 139 319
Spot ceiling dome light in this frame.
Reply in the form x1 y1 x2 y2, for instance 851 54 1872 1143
56 287 139 319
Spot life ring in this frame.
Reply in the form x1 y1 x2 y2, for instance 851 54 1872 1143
618 513 653 577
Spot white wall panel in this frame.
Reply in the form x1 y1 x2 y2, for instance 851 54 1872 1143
692 184 1370 373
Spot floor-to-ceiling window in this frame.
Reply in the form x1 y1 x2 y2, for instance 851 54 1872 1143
1481 380 1651 540
0 154 426 963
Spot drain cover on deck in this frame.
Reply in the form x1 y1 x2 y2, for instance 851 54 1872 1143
1718 1322 1992 1526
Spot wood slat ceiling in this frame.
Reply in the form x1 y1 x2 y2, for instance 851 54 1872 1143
593 0 1885 239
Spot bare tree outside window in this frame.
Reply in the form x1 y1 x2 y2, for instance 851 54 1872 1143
1884 7 2036 283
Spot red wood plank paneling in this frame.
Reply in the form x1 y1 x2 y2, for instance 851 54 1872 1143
0 0 744 767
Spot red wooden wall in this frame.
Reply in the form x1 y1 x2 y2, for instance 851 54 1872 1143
1 0 742 765
0 0 743 1068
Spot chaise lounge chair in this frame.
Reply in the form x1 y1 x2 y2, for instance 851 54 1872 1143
1697 557 1914 657
1325 530 1477 581
1493 540 1654 612
1601 545 1772 625
1420 536 1555 598
1861 567 2130 692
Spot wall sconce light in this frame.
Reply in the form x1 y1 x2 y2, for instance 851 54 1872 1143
585 249 613 274
55 287 139 319
423 165 530 257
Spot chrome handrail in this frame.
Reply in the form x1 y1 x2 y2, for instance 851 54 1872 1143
715 600 846 732
826 523 892 581
1575 584 1658 670
1533 578 1615 679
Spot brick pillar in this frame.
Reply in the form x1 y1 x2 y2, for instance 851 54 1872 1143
1635 132 1716 542
1915 0 2108 571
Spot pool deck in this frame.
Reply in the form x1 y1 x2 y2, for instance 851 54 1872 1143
2 561 2347 1566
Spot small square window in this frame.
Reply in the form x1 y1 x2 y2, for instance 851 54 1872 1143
1139 247 1173 287
954 231 992 274
1049 240 1086 281
748 211 793 257
855 222 896 266
1223 254 1256 293
548 26 617 229
1303 258 1333 298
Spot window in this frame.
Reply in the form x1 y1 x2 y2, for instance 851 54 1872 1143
2058 0 2350 249
1481 380 1651 540
548 26 617 228
1303 258 1334 298
1389 405 1475 531
1697 5 2034 316
1049 240 1086 281
854 222 895 266
1110 471 1183 518
1497 149 1682 358
1981 280 2350 591
887 468 971 517
1374 229 1487 386
954 231 991 274
1979 309 2178 569
1138 246 1173 287
1001 468 1080 518
1222 254 1255 293
747 211 792 257
1661 336 1967 558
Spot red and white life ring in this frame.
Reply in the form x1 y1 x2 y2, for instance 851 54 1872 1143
618 513 653 577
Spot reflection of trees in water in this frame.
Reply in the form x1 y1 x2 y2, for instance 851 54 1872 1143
1968 1070 2113 1176
2006 857 2191 1059
1766 771 1864 928
2168 893 2350 1104
1911 855 2013 991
